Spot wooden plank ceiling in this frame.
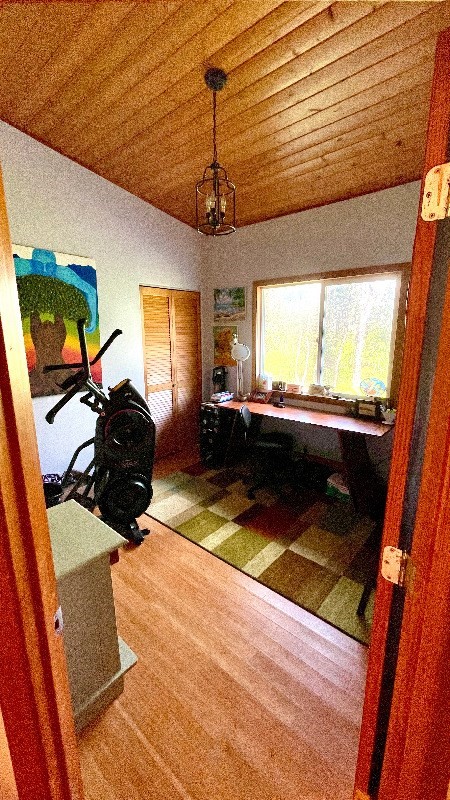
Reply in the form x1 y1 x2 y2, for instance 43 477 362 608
0 1 449 229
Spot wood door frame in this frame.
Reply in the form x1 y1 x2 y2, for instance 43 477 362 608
0 168 84 799
354 28 450 800
379 239 450 800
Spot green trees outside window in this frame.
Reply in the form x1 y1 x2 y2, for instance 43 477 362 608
258 273 401 398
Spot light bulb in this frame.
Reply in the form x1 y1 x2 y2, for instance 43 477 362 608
220 195 227 214
206 194 215 212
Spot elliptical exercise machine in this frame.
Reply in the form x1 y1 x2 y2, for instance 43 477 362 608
45 318 156 545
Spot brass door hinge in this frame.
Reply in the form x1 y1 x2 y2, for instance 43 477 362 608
422 163 450 221
381 546 416 594
54 605 64 636
354 789 371 800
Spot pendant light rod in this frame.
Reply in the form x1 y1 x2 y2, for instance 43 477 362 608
212 89 217 165
195 67 236 236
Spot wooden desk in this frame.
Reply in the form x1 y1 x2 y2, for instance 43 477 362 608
219 400 391 517
220 400 388 437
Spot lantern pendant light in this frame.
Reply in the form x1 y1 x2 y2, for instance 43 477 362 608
196 68 236 235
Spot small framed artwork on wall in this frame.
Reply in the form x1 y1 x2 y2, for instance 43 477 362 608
213 325 238 366
213 287 245 321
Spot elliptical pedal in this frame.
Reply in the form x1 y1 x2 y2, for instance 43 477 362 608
99 517 150 546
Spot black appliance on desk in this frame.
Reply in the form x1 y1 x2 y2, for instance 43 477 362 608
212 365 228 393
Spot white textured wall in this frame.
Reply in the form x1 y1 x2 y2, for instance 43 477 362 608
201 183 421 467
0 121 201 474
0 116 422 474
202 183 420 395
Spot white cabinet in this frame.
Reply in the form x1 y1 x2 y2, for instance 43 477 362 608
47 500 137 731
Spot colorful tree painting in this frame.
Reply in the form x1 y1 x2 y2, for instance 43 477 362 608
13 246 101 397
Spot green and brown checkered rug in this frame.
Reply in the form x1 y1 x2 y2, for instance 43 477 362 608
145 462 378 644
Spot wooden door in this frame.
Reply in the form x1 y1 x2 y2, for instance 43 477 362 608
141 287 174 456
140 286 201 459
354 28 450 800
0 166 84 799
171 289 203 454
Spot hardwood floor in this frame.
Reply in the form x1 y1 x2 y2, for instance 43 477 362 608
77 492 368 800
152 449 202 479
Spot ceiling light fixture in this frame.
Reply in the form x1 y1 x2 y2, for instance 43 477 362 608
196 67 236 236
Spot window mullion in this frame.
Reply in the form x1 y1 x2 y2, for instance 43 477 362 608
385 275 402 401
316 282 325 384
259 288 265 377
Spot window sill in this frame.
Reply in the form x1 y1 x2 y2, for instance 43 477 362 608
270 391 396 422
271 390 354 414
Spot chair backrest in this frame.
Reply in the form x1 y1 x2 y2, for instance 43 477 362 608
239 404 252 432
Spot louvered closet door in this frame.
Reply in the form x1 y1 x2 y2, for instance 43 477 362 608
141 286 201 459
141 287 175 456
172 290 201 453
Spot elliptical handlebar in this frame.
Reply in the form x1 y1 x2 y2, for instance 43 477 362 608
44 319 123 424
43 323 122 374
45 383 83 424
90 328 122 365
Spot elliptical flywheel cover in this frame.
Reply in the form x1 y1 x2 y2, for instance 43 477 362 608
98 474 152 523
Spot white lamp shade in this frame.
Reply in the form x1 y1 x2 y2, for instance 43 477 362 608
230 339 250 401
231 342 250 362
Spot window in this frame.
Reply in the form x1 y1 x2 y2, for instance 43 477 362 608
255 267 408 400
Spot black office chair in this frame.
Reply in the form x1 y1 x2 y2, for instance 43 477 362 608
239 405 294 499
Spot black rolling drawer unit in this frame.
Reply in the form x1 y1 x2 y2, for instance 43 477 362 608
199 403 235 468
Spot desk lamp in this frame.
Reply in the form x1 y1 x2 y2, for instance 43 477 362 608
231 334 250 401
